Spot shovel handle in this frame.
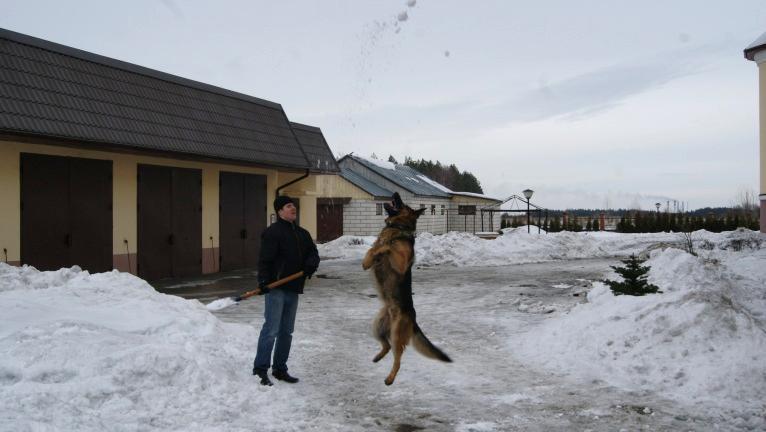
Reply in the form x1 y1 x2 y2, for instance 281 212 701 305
235 271 305 301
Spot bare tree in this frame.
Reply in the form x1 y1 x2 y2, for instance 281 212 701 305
733 188 758 215
680 230 696 256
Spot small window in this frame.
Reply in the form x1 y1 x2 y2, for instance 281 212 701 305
430 204 436 215
458 205 476 215
440 205 445 215
376 203 383 215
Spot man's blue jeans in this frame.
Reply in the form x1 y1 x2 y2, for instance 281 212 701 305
253 289 299 373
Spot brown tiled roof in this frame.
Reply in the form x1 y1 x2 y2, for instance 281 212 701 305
290 122 339 173
0 28 311 169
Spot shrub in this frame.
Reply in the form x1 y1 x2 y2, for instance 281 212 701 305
603 254 662 296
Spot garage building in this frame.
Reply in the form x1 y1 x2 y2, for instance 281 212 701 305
0 28 338 279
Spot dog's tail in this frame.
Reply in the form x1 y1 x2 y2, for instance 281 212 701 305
412 324 452 362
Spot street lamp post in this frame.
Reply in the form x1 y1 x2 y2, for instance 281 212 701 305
655 202 661 231
523 189 534 233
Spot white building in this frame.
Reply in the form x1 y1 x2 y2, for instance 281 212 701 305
337 155 502 236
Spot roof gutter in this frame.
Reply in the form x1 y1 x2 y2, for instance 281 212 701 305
276 169 310 197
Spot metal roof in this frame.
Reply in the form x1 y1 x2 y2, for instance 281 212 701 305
290 122 339 173
745 31 766 60
0 28 311 169
339 154 451 198
450 191 502 202
339 167 393 198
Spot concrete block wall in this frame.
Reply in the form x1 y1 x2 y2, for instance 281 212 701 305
342 198 453 236
406 197 450 235
342 200 387 236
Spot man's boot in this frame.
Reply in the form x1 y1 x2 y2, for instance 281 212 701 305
253 369 273 386
272 369 299 383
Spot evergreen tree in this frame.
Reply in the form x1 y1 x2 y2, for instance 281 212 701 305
603 254 662 296
693 216 704 231
729 214 739 231
704 215 716 232
634 211 645 233
617 216 626 233
585 219 593 231
549 217 560 232
387 155 398 164
403 157 483 193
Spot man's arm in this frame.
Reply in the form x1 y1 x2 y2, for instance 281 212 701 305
257 228 279 286
302 231 320 277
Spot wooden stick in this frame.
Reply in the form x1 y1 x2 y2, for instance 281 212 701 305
235 271 305 301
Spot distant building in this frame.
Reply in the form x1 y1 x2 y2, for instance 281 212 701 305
336 154 502 236
744 32 766 233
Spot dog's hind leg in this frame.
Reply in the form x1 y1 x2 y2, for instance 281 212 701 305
372 309 391 363
384 343 403 386
384 313 412 386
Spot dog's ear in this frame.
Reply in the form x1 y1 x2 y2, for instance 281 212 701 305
415 207 426 217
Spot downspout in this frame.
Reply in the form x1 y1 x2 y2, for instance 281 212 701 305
276 169 310 197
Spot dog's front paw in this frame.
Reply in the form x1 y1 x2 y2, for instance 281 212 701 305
384 376 395 386
362 250 375 270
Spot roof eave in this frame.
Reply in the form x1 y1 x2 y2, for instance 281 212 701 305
0 130 313 171
745 45 766 61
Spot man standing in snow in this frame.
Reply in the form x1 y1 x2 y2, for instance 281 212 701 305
252 196 319 386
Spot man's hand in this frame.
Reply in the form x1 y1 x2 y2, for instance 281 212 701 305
304 267 317 279
258 281 270 295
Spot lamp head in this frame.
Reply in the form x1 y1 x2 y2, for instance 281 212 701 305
523 189 534 200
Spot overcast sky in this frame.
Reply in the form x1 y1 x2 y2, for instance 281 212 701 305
2 1 765 210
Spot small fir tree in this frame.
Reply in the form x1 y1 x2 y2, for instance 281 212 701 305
603 254 662 296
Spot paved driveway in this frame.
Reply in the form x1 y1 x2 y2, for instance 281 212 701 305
155 258 724 431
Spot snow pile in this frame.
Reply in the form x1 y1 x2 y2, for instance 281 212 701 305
318 235 376 259
515 232 766 422
321 228 762 270
0 264 310 431
318 230 644 265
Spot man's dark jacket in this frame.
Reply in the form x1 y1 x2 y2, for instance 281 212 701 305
257 217 319 294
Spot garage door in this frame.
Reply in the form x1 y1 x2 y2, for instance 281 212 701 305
316 198 348 243
137 164 201 280
21 153 112 272
219 172 267 271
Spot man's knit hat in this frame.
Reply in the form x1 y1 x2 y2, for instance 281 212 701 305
274 195 295 212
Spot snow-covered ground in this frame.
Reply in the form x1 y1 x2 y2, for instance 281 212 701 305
1 229 764 431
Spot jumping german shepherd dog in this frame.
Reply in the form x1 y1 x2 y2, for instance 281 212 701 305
362 192 452 385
